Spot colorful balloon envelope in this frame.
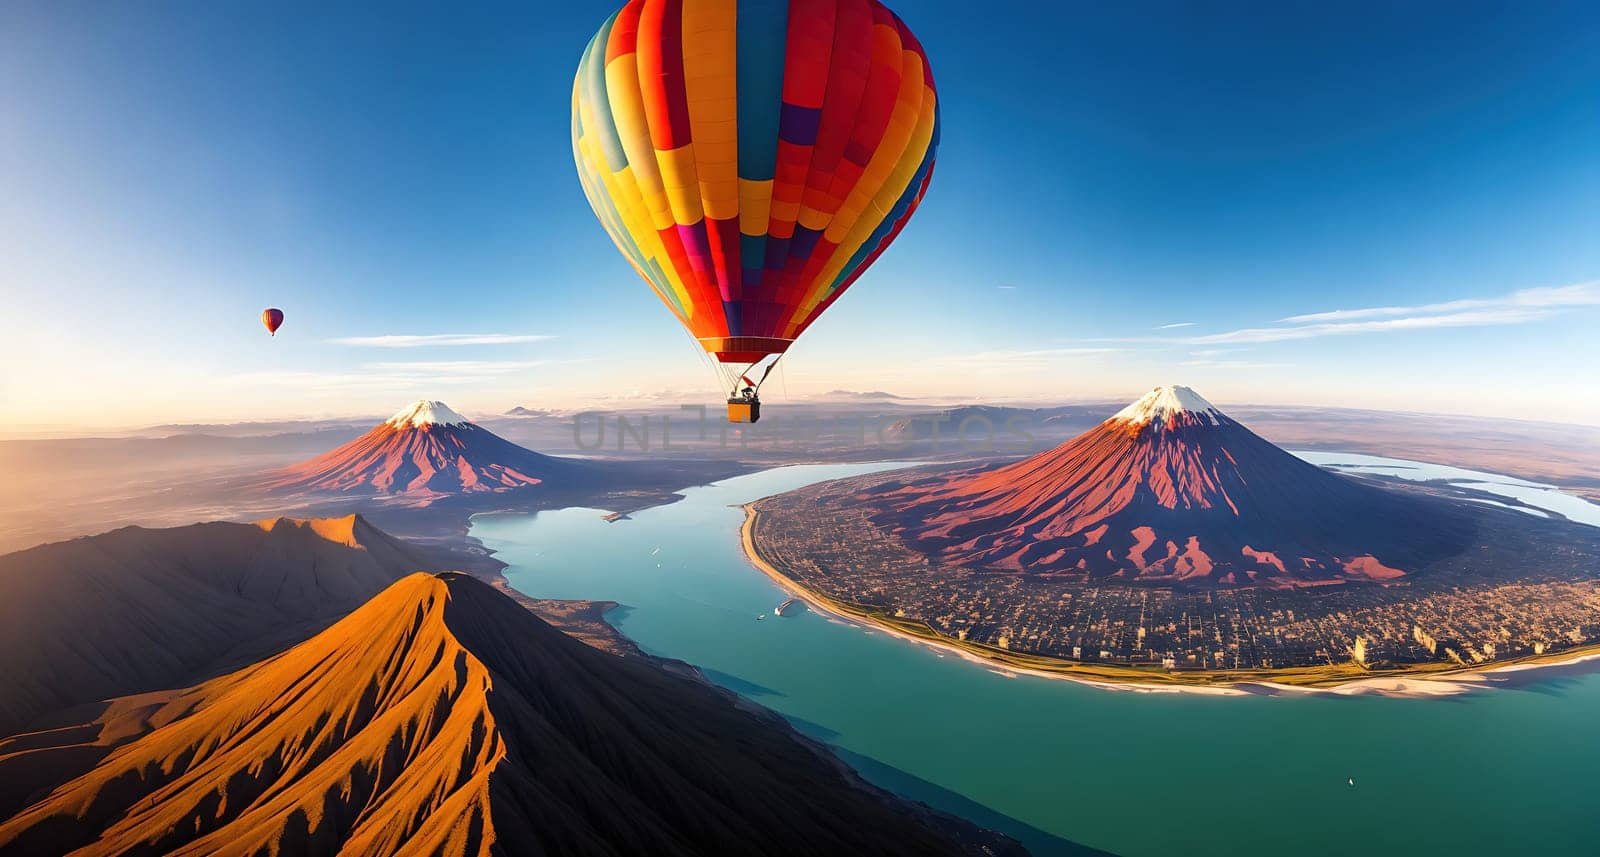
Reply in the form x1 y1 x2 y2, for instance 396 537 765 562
261 308 284 336
572 0 939 394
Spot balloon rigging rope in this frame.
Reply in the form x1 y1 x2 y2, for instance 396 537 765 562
755 353 784 394
725 353 784 397
666 315 784 398
675 323 725 392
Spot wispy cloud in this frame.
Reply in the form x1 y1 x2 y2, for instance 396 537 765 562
1175 281 1599 346
362 360 578 374
226 356 594 397
935 347 1120 370
227 371 461 390
1277 282 1600 324
1189 307 1553 345
574 388 708 405
1180 359 1293 370
1157 322 1196 329
330 333 553 348
996 284 1017 290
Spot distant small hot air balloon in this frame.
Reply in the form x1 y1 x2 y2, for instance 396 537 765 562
572 0 940 422
261 308 284 337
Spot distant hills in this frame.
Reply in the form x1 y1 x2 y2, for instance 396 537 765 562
503 405 556 417
0 572 1017 856
869 386 1480 586
816 389 908 400
881 404 1110 445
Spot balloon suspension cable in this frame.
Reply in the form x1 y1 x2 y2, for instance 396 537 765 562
677 325 727 393
728 354 784 398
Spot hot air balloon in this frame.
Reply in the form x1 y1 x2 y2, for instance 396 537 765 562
572 0 939 422
261 308 284 337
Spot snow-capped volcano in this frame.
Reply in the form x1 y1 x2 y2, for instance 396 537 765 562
1111 384 1223 428
869 385 1477 586
268 399 572 497
384 399 469 428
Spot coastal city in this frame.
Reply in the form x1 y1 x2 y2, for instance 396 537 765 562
749 476 1600 672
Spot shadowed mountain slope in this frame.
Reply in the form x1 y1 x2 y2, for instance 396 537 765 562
0 515 436 737
0 573 1016 857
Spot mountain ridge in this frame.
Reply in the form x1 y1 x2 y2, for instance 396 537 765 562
0 572 1018 857
0 514 438 737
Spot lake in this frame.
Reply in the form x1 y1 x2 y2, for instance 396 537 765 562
471 458 1600 857
1291 450 1600 527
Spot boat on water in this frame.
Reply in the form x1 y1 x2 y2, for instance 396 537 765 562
774 598 802 617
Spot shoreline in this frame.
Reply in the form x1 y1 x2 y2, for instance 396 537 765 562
739 503 1600 698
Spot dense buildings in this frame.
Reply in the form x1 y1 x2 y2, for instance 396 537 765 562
750 470 1600 672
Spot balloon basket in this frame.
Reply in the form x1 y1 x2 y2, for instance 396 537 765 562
727 398 761 424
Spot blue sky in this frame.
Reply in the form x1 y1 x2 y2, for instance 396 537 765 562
2 0 1597 428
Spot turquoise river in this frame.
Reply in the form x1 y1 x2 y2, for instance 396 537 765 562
470 459 1600 857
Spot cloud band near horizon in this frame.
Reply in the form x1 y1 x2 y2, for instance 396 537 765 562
329 334 553 347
